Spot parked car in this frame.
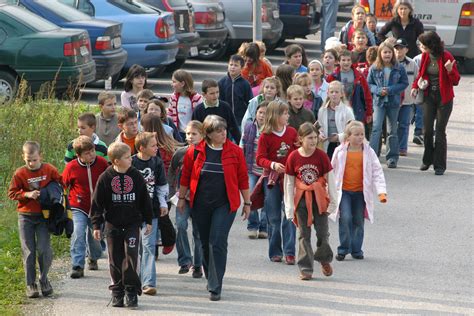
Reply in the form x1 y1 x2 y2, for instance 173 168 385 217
0 4 95 104
59 0 179 79
188 0 228 59
215 0 284 57
139 0 200 71
361 0 474 73
278 0 320 40
18 0 127 81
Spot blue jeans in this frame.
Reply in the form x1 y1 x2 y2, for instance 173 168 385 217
247 173 267 232
370 105 400 162
192 203 236 295
176 202 202 267
18 214 52 286
413 104 423 135
321 0 339 46
337 191 366 256
263 178 296 258
140 218 158 288
397 104 413 152
70 211 102 268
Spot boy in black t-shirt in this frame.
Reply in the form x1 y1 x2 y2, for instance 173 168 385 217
131 132 169 296
91 142 153 308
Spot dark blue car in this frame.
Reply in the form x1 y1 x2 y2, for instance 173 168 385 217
20 0 127 81
278 0 320 39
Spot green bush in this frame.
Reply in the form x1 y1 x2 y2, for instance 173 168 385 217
0 86 96 313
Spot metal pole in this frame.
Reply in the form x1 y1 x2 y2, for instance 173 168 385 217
252 0 262 41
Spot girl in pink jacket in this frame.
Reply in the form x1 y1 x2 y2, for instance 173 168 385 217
330 121 387 261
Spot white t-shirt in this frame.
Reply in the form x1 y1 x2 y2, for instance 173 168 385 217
177 96 192 132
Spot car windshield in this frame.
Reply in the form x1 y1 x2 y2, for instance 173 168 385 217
34 0 93 21
2 5 58 31
107 0 157 14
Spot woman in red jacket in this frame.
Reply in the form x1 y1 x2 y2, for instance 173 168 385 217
411 31 460 175
177 115 250 301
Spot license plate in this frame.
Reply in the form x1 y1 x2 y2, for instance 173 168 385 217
273 10 279 19
113 37 121 48
190 46 198 57
80 46 89 56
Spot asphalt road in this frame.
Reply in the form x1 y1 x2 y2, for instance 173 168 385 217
31 78 474 316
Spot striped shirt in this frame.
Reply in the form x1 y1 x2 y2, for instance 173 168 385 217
64 133 108 163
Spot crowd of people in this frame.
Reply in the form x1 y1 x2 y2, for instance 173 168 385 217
8 0 460 309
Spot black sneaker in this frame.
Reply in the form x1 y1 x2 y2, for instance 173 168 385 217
434 169 445 176
209 292 221 301
125 294 138 308
70 266 84 279
40 280 53 297
192 266 203 279
26 283 39 298
413 135 424 145
88 259 98 271
335 254 346 261
352 254 364 260
178 264 191 274
111 295 124 307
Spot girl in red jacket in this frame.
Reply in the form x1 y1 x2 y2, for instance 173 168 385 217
410 31 460 175
256 101 298 264
177 115 250 301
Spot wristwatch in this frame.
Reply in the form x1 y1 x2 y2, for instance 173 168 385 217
244 202 251 206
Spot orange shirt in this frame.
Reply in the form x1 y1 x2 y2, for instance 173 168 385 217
242 60 273 87
121 133 137 155
342 151 363 192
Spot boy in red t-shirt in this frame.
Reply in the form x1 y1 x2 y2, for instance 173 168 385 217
8 141 62 298
62 136 109 279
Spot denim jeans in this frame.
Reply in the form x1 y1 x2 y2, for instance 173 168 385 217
397 104 414 152
192 203 236 295
263 178 296 259
70 211 102 268
321 0 339 46
140 218 158 288
176 202 202 267
18 214 53 286
413 104 424 136
337 191 366 256
247 173 267 232
370 105 400 162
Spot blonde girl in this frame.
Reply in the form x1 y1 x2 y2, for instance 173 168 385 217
330 121 387 261
241 76 282 130
168 120 204 277
168 69 202 140
293 72 324 118
255 101 298 264
308 59 329 102
317 81 354 158
284 122 336 280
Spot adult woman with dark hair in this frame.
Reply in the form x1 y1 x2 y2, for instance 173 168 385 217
339 4 376 51
177 115 250 301
242 42 273 95
377 0 424 58
410 31 460 175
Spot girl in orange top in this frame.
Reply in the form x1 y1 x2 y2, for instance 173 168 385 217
242 43 273 95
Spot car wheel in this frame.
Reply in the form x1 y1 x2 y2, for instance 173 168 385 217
197 39 228 60
164 58 187 73
0 70 18 105
111 69 126 88
459 58 474 75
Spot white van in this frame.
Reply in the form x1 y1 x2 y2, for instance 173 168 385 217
359 0 474 73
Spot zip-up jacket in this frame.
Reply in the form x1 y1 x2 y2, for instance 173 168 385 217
62 156 109 216
180 139 249 212
218 73 253 126
327 65 373 122
167 92 202 128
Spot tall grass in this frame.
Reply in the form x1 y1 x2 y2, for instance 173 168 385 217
0 82 95 314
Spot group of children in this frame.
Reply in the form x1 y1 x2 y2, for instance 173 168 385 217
13 25 438 305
